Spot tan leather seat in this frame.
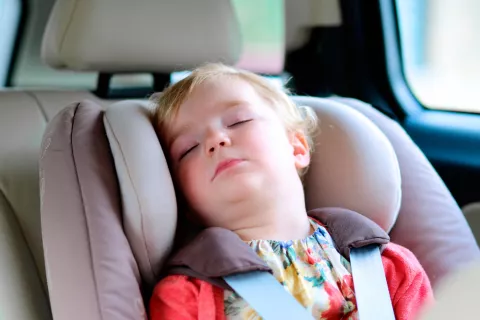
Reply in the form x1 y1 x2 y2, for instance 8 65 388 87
0 90 106 320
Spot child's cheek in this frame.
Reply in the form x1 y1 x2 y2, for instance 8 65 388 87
253 125 278 152
180 159 202 193
246 123 270 147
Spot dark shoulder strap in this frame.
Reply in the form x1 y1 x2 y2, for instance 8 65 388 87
308 207 390 259
166 226 271 290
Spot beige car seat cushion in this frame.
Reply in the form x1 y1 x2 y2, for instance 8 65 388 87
463 202 480 245
40 101 145 320
293 96 401 232
104 100 177 287
332 97 480 289
0 91 49 289
0 193 52 320
419 262 480 319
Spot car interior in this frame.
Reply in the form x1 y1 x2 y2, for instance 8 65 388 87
1 0 480 319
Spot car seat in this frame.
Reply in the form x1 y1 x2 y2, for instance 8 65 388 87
36 0 480 319
41 96 404 320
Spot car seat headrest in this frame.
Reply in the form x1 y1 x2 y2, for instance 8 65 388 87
103 96 401 287
41 0 242 72
295 97 401 231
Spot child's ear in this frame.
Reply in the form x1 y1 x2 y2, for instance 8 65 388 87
290 131 310 169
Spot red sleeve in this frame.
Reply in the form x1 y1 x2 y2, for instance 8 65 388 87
382 243 435 320
149 275 225 320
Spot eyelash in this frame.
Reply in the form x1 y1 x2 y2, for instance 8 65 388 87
179 144 198 160
178 119 252 161
228 119 252 127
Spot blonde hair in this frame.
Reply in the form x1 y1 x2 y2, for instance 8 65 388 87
150 63 318 178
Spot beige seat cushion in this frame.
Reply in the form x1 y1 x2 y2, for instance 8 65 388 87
104 100 177 286
0 89 101 320
0 191 51 320
332 97 480 288
295 97 401 231
419 262 480 319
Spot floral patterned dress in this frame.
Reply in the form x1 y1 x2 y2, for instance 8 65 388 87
224 219 358 319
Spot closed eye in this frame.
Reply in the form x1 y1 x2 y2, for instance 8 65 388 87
179 144 198 160
228 119 252 127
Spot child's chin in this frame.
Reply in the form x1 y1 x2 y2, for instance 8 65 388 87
219 173 268 198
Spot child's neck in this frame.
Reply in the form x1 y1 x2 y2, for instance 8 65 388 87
231 203 312 242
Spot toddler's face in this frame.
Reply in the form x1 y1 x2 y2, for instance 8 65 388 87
163 77 310 227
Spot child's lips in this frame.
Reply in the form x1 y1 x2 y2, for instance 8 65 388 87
212 158 244 181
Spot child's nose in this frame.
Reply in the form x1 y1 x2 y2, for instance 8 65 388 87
206 131 231 155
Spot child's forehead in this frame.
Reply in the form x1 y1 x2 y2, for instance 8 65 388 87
190 76 256 98
177 77 263 113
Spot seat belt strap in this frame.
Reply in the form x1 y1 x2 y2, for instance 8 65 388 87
224 271 314 320
224 244 395 320
350 245 396 320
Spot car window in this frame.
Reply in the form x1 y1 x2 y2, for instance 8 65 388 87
396 0 480 113
9 0 284 90
232 0 284 74
0 0 21 86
